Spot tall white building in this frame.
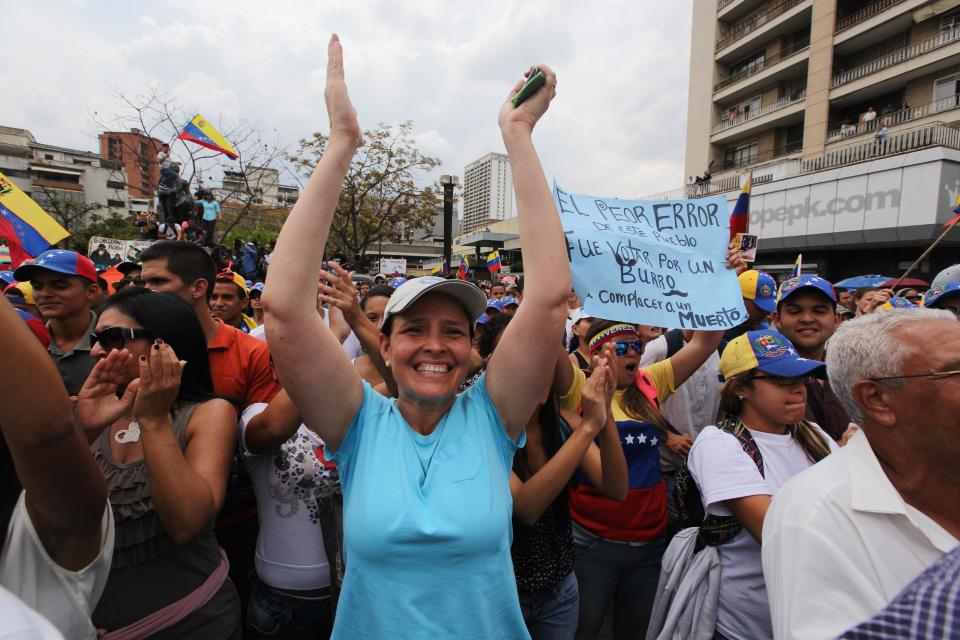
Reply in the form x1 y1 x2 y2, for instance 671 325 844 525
219 165 299 208
462 152 513 232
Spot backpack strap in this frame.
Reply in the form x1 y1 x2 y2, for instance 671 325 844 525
634 369 660 410
698 415 765 547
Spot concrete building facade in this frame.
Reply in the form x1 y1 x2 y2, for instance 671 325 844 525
99 129 163 209
677 0 960 281
0 126 133 225
219 166 299 208
462 152 513 233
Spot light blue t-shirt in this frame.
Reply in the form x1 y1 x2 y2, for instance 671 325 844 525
326 374 530 640
195 199 220 221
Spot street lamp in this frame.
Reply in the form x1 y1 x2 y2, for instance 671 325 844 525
439 175 459 275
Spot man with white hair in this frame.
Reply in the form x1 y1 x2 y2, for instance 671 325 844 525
760 309 960 639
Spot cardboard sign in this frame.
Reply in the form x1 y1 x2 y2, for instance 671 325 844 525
554 182 747 329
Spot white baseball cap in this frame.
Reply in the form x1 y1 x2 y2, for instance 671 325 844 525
569 308 592 325
381 276 487 329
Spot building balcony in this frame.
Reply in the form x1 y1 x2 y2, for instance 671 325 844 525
715 0 810 58
712 91 806 137
827 93 960 142
714 39 809 100
645 122 960 200
717 0 769 21
833 26 960 89
835 0 908 33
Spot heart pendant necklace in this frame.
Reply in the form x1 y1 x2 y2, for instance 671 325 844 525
114 420 141 444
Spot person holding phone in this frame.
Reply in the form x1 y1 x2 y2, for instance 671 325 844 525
262 36 565 638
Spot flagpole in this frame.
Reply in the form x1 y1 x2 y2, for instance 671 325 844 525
891 217 960 289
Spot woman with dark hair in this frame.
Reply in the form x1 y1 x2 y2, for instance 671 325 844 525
74 287 241 638
687 330 836 640
563 316 727 639
481 313 627 639
0 297 113 640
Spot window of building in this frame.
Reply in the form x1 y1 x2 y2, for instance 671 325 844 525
934 73 960 112
107 138 123 161
107 199 126 209
729 51 765 79
72 159 93 166
106 180 126 190
724 140 759 168
940 10 960 34
43 154 54 160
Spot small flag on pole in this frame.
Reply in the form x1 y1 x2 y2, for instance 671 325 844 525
178 114 238 159
458 255 469 280
944 191 960 227
790 254 803 279
431 261 448 275
729 172 751 240
486 250 502 273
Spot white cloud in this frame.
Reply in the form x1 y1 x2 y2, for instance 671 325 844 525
3 0 692 197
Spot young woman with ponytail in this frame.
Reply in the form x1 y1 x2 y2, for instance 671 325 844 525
687 329 837 640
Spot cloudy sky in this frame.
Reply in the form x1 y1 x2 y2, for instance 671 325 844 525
4 0 693 200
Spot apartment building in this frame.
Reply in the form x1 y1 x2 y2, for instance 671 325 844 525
219 166 299 208
462 152 513 233
680 0 960 280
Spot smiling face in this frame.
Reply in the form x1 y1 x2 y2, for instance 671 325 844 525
380 292 472 407
775 290 839 359
29 272 98 321
211 282 245 327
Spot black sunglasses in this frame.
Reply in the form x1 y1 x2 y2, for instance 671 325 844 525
91 327 154 351
752 373 813 387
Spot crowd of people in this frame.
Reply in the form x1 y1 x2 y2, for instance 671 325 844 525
1 39 958 640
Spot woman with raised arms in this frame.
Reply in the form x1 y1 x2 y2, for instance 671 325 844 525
262 36 567 639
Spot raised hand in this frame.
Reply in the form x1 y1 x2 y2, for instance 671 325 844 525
133 341 184 423
75 349 139 434
325 34 361 146
498 65 558 137
318 262 362 318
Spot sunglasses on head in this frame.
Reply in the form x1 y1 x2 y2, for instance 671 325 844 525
91 327 154 351
613 340 643 357
752 373 813 387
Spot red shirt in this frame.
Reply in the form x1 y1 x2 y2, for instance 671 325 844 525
208 321 279 409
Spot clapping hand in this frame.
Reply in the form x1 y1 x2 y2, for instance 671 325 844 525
75 349 139 434
578 346 616 435
133 341 184 423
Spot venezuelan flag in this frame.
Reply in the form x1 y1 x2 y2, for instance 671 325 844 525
729 172 751 240
790 254 803 278
945 191 960 227
431 261 448 275
458 255 469 280
0 171 70 265
486 250 502 273
178 114 238 159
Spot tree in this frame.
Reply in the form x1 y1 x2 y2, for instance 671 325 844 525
32 187 103 238
288 121 442 268
68 212 139 254
92 85 288 244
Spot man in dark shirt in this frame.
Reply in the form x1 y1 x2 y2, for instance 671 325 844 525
774 274 852 441
14 250 99 395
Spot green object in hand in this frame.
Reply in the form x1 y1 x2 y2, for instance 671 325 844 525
512 68 546 108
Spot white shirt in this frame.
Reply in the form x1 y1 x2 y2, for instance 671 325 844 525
688 424 837 640
157 222 180 240
240 404 338 590
641 334 721 472
251 315 363 359
0 494 114 640
762 429 958 640
0 586 63 640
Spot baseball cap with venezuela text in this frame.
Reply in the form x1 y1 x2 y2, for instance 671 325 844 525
776 275 837 307
923 281 960 308
738 270 777 313
719 329 826 380
14 250 97 283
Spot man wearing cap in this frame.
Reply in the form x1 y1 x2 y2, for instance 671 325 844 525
14 249 100 395
923 281 960 317
762 309 960 640
931 263 960 289
501 295 519 315
4 282 40 318
485 299 504 318
773 274 852 441
114 261 142 291
723 269 777 343
213 271 257 333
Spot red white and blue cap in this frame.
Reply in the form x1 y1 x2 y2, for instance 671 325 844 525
719 329 826 380
14 250 97 283
502 295 519 307
923 281 960 308
486 299 505 312
776 275 837 306
878 297 917 311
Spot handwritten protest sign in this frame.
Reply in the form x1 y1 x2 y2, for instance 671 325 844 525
553 182 747 329
88 237 156 272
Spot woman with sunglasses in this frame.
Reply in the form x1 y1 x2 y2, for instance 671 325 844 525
74 288 241 638
687 329 836 640
563 318 725 639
